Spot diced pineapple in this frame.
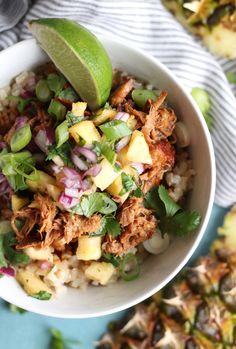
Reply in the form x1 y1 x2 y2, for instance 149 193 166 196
71 101 87 116
127 115 137 130
218 205 236 249
85 262 115 285
26 170 56 194
107 165 138 201
126 130 152 164
92 158 121 191
11 195 29 212
46 184 61 201
16 270 53 297
76 236 102 261
69 120 101 146
117 145 130 167
24 246 53 262
93 109 117 126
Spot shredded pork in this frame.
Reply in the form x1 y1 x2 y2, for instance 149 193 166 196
11 193 101 250
102 197 158 255
110 79 134 106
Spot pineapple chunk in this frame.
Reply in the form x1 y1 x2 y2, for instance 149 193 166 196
16 270 53 297
85 262 115 285
117 145 130 167
126 130 152 164
92 158 121 191
107 165 138 200
69 120 101 146
26 170 56 194
76 236 102 261
127 115 137 130
11 195 29 212
218 205 236 249
46 184 61 201
71 101 87 116
93 109 117 126
24 246 53 262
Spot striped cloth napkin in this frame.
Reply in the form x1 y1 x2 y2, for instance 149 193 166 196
0 0 235 207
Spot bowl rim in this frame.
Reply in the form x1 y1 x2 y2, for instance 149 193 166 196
0 36 216 318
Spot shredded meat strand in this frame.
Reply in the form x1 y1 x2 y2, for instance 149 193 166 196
141 140 175 193
124 100 146 124
142 91 177 145
11 193 101 250
0 107 18 136
110 79 134 106
103 197 158 255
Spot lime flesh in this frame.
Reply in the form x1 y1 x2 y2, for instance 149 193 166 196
29 18 112 111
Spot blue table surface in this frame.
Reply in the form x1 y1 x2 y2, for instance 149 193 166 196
0 204 227 349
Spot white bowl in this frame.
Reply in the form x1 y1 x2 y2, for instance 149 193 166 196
0 37 215 318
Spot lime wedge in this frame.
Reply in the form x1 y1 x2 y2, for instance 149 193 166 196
29 18 112 110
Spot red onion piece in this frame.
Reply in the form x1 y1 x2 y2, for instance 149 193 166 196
115 135 131 152
71 152 88 171
50 163 62 175
59 167 82 189
114 112 129 122
83 164 102 178
20 89 35 98
34 127 55 153
40 261 52 270
59 192 80 209
131 162 145 174
0 142 7 150
15 116 28 130
81 178 92 191
74 146 97 163
64 187 81 198
0 266 15 277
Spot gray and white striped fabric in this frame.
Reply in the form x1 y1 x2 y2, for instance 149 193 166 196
0 0 236 207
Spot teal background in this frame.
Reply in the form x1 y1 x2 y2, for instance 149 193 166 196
0 205 227 349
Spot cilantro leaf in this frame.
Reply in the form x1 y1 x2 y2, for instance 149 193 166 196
49 328 81 349
160 211 201 236
119 173 137 196
9 303 27 314
72 193 117 217
93 141 117 165
7 96 34 113
102 252 121 267
57 87 78 102
144 185 201 237
132 187 144 198
66 112 83 127
158 185 181 217
92 216 121 238
47 141 73 167
144 186 165 217
31 291 52 300
3 232 29 266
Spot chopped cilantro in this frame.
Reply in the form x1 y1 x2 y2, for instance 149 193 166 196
132 187 144 198
71 193 117 217
3 232 29 266
9 303 27 314
58 87 78 102
31 291 52 300
119 173 137 196
144 185 201 236
49 328 81 349
47 141 73 167
93 141 117 165
7 96 34 113
93 216 121 238
47 73 66 94
66 112 83 127
102 252 121 267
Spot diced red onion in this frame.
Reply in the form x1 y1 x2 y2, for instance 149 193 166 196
114 112 129 122
20 89 35 98
59 167 82 189
0 266 15 277
131 162 145 174
83 164 102 178
64 187 81 198
15 116 28 130
74 146 97 163
0 142 6 150
34 127 55 153
40 261 52 270
71 152 88 171
81 179 92 191
59 192 80 209
115 135 131 152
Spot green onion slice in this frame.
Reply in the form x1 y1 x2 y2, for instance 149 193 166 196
119 253 140 281
10 124 32 153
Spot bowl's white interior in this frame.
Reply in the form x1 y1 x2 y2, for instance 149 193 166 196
0 38 215 318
